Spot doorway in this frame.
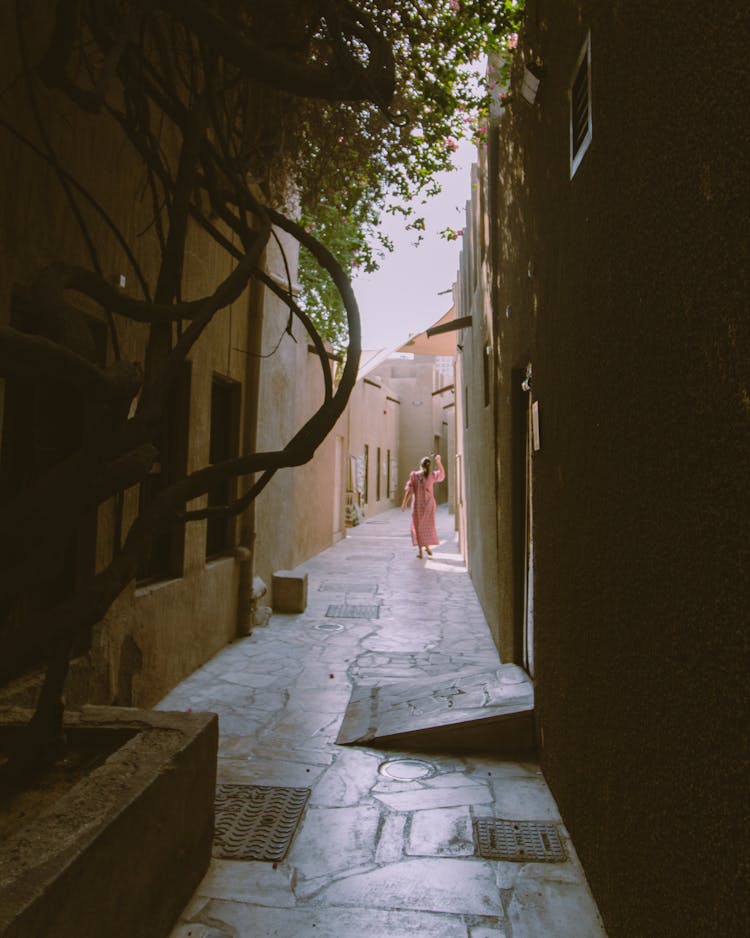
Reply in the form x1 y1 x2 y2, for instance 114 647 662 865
511 365 535 677
522 398 535 677
333 435 344 536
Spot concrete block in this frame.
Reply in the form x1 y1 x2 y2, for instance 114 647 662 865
272 570 308 613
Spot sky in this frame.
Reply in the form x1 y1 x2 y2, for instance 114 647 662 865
351 137 478 351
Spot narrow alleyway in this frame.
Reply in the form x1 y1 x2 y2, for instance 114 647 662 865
160 506 606 938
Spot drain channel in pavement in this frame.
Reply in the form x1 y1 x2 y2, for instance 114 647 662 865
213 784 310 861
325 604 380 618
474 818 567 862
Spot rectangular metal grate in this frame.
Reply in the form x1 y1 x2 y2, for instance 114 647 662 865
475 818 567 863
319 581 378 593
325 603 380 619
213 784 310 861
344 552 394 561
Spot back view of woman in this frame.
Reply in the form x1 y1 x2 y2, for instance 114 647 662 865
401 454 445 558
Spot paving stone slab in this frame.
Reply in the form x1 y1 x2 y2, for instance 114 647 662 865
373 784 493 812
337 665 534 752
314 857 504 917
507 878 607 938
292 804 382 881
182 901 470 938
407 807 474 857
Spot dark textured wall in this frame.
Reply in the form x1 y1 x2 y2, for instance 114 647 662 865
490 2 749 935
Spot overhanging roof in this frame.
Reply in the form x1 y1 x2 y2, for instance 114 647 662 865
396 305 459 356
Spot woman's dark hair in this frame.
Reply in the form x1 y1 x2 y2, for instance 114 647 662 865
420 456 431 476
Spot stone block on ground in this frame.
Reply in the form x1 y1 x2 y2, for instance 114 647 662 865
272 570 308 613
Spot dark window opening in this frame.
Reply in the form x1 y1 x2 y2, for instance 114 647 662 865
0 287 107 680
386 448 391 498
137 363 191 583
363 444 369 503
376 447 381 501
205 376 241 559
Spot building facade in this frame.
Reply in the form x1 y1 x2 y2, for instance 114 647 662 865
454 3 748 936
0 6 353 710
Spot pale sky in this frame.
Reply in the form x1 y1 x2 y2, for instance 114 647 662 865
351 138 477 351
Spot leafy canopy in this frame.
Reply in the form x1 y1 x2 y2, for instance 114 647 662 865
291 0 525 346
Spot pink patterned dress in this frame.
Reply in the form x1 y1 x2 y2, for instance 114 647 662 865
405 465 445 547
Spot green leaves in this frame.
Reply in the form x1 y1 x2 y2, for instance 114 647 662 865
292 0 526 340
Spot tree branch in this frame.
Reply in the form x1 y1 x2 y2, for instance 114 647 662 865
0 326 142 400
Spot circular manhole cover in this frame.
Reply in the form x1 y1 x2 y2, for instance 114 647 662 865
378 758 435 781
316 622 344 632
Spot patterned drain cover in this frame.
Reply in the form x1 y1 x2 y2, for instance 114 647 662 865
315 621 344 632
474 818 567 863
319 581 378 593
213 785 310 861
325 603 380 618
379 758 435 781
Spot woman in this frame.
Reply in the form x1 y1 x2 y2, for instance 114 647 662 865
401 454 445 558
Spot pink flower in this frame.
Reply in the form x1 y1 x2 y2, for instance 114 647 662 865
507 33 519 50
337 136 345 143
444 137 459 151
450 0 461 9
457 229 465 236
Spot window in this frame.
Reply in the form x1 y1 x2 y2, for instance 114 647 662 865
0 287 106 674
386 449 391 498
137 362 192 582
570 31 592 178
363 444 369 503
205 376 241 558
376 447 381 501
464 385 469 429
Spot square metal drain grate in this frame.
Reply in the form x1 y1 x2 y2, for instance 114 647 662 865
475 818 567 863
213 784 310 861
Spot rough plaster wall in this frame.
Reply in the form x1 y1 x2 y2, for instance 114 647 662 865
253 237 304 593
290 348 341 567
0 3 253 707
489 2 749 935
457 190 503 653
385 358 437 493
346 378 400 519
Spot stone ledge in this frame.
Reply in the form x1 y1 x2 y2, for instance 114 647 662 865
0 706 218 938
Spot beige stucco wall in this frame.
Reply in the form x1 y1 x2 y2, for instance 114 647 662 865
344 376 401 520
0 7 328 707
452 157 504 656
377 358 436 495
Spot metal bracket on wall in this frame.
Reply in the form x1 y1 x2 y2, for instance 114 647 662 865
521 362 533 393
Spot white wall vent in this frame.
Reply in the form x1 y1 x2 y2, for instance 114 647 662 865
569 31 592 178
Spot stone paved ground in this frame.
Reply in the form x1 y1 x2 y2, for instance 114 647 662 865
160 505 607 938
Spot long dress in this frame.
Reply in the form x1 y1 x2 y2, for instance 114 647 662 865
405 465 445 547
